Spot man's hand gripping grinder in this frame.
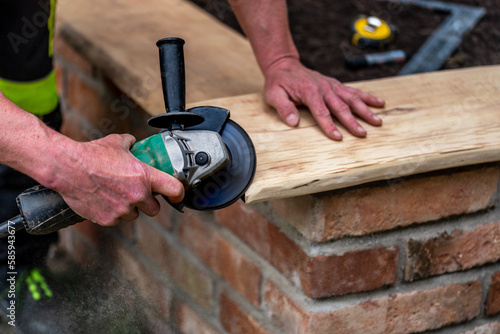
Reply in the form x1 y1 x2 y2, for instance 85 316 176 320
0 38 256 238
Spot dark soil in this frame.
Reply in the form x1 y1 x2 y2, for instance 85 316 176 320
189 0 499 82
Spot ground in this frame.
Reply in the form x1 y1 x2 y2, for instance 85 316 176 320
1 246 149 334
189 0 499 82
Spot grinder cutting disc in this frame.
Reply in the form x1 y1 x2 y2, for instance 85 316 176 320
182 120 256 210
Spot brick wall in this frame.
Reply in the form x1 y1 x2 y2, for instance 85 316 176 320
53 36 500 333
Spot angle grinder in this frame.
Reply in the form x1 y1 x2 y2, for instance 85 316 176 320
0 37 256 238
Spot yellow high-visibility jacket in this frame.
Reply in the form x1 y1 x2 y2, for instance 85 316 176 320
0 0 58 116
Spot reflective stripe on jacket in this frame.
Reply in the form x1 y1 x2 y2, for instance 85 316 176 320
0 0 58 115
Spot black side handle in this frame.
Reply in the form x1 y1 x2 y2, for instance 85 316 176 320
157 37 186 113
148 37 204 129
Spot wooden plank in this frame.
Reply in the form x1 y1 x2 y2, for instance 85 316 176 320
56 0 500 204
189 66 500 203
56 0 263 113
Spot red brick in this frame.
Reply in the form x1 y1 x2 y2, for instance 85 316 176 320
66 71 108 124
220 294 269 334
60 109 92 142
177 303 219 334
265 280 482 334
100 78 155 139
485 272 500 316
58 227 99 267
136 220 213 310
53 36 94 75
272 166 499 242
116 219 135 240
386 281 482 333
216 200 271 256
179 211 261 306
141 312 174 334
216 201 398 298
72 219 101 245
54 61 65 96
114 241 173 320
152 200 176 231
59 64 156 143
265 281 389 334
405 221 500 281
66 72 134 137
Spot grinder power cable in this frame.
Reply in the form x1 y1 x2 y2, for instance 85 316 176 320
0 37 256 238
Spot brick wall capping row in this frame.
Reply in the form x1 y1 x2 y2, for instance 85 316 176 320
55 0 264 110
57 0 500 204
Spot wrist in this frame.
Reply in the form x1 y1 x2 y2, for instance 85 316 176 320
262 53 301 76
0 93 82 192
33 125 82 191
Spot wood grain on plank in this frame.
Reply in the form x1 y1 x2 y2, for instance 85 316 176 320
56 0 500 204
56 0 263 112
190 66 500 203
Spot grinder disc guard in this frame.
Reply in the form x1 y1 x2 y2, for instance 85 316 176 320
182 120 256 210
153 38 256 211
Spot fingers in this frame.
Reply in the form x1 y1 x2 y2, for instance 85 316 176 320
147 166 185 204
65 134 184 227
266 78 383 140
119 134 137 150
265 86 300 127
304 97 344 140
357 89 386 109
335 86 384 127
124 166 184 221
99 177 177 225
310 83 384 139
101 196 158 226
325 90 369 138
102 133 137 149
135 194 160 217
85 204 139 226
263 59 385 140
120 206 140 222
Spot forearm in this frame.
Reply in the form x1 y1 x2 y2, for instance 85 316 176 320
230 0 299 74
0 90 183 225
0 91 77 189
230 0 384 140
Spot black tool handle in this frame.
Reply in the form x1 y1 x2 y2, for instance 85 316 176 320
157 37 186 113
15 186 83 236
0 215 23 238
148 38 204 129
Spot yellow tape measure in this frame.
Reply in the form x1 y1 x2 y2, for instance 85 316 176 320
351 16 395 50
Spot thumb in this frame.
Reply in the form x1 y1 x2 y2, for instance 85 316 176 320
117 133 137 149
147 166 185 203
265 86 300 127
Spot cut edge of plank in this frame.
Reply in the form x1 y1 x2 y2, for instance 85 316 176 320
244 146 500 204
